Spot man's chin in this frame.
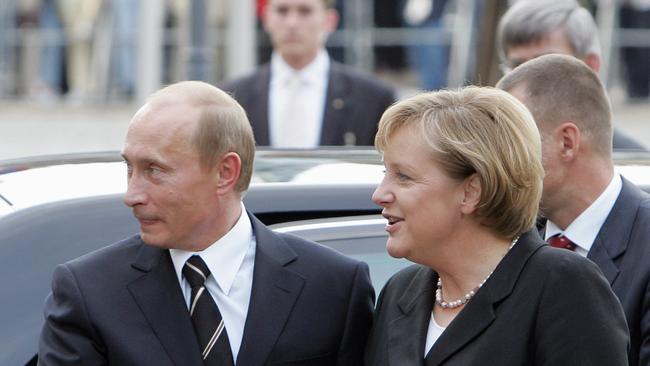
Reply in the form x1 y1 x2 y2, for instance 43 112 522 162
139 232 171 249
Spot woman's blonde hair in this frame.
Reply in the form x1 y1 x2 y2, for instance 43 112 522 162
375 86 543 238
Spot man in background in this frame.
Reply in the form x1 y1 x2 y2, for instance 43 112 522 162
222 0 396 147
498 0 647 151
498 54 650 366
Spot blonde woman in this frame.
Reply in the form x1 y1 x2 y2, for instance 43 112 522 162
364 87 629 365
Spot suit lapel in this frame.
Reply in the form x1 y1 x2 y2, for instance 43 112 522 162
388 267 435 366
250 65 271 145
588 177 639 285
236 213 304 366
425 231 544 366
321 62 350 145
127 242 204 366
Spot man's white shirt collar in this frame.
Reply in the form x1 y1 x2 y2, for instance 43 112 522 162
545 174 622 254
170 202 253 296
270 48 329 88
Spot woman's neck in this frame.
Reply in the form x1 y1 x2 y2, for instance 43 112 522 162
430 228 517 326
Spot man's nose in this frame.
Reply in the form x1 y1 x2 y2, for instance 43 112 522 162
123 174 147 208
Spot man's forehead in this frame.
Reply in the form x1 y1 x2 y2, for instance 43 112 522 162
268 0 327 8
125 103 197 148
507 29 575 59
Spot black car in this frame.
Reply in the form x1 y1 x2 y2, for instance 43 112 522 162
0 149 390 365
3 149 650 365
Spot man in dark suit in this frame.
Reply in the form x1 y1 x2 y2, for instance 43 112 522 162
498 54 650 366
38 81 375 365
497 0 648 151
222 0 396 147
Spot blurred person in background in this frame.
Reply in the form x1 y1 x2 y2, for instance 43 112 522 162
620 0 650 101
12 0 40 97
400 0 451 91
56 0 102 103
108 0 136 99
34 0 65 102
222 0 396 148
498 53 650 366
365 86 629 365
498 0 648 151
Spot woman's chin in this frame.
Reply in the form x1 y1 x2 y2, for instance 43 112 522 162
386 239 409 259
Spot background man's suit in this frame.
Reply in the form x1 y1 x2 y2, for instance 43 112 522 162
39 213 375 365
222 62 396 146
580 177 650 365
536 177 650 365
364 230 629 365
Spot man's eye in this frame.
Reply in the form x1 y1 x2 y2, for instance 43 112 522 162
147 166 164 177
396 172 410 182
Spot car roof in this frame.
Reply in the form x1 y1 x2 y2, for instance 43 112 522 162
4 149 650 213
0 149 385 214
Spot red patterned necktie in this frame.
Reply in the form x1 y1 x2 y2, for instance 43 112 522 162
547 235 576 251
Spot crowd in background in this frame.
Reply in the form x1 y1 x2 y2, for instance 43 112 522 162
0 0 648 105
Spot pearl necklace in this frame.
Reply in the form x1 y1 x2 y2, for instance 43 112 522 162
435 235 520 309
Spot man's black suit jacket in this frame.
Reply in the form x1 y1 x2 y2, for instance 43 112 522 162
221 61 396 146
38 212 375 365
577 177 650 365
364 230 629 365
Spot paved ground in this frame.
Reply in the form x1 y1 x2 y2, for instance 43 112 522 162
1 98 649 161
1 102 137 160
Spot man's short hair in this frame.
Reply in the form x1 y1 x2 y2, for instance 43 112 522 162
496 54 613 156
375 86 543 239
498 0 601 62
148 81 256 192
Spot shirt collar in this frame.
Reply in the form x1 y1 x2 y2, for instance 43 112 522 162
270 48 329 87
170 202 253 295
545 174 622 252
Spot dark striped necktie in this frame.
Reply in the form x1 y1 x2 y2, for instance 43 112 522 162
183 255 234 365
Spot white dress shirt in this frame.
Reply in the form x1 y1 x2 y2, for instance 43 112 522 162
425 312 445 356
545 174 622 257
170 202 256 362
269 49 329 148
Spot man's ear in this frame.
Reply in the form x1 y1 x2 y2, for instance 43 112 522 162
583 53 601 73
215 152 242 195
325 8 340 33
556 122 581 162
460 174 481 215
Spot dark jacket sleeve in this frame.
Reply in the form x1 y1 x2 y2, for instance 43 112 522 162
38 264 107 366
637 279 650 365
363 273 393 366
534 252 630 365
336 261 375 365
